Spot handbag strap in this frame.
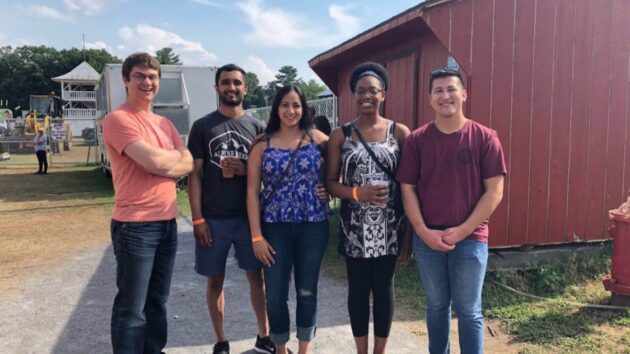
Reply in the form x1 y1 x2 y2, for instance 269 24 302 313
262 131 306 205
350 123 396 180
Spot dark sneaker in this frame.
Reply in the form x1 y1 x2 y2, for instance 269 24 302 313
213 340 230 354
254 335 276 354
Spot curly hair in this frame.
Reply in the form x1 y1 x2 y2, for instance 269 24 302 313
349 62 389 92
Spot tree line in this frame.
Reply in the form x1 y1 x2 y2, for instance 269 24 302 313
0 45 325 115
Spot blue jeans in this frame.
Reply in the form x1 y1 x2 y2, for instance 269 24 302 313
262 221 329 344
110 219 178 354
413 235 488 354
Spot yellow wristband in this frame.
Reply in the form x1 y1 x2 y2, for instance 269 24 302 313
192 218 205 226
352 186 359 201
251 235 264 243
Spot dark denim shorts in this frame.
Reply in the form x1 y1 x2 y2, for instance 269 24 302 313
194 217 262 277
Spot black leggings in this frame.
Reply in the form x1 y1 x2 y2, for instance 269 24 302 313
36 150 47 173
345 255 397 338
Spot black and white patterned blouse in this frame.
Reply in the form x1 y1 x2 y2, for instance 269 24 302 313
338 121 405 258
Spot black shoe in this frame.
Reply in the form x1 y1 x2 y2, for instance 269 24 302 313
213 340 230 354
34 171 41 175
254 335 276 354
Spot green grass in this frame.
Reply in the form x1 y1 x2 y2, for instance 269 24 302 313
0 166 115 208
177 190 191 216
483 247 630 353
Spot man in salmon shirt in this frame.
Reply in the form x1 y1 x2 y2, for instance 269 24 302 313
103 52 193 354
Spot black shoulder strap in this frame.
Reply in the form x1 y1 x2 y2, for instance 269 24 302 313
342 124 352 138
351 124 396 180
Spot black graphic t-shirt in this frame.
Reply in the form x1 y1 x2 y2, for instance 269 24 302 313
188 111 264 218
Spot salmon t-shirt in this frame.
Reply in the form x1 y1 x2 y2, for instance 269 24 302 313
103 104 184 222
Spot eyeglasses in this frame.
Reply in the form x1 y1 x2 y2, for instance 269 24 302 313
354 88 384 97
130 73 160 82
430 67 462 79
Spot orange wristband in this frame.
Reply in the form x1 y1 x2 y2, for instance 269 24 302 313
251 235 264 243
192 218 205 226
352 186 359 201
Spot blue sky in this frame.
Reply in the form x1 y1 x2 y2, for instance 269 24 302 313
0 0 423 86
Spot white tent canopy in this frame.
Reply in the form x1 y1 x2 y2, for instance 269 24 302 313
52 61 100 83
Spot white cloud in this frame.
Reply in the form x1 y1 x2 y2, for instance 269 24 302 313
85 41 113 53
117 24 218 65
63 0 106 16
187 0 226 9
118 26 133 41
15 0 105 22
235 0 360 48
244 55 277 84
236 0 309 48
329 4 360 37
0 30 44 47
16 4 71 21
117 44 125 50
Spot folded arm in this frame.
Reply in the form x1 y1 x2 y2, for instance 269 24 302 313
123 140 192 178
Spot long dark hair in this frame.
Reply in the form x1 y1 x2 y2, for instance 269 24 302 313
265 85 311 135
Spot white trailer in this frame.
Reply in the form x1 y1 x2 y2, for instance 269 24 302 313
96 64 218 175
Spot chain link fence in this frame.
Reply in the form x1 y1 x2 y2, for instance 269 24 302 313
0 118 99 167
245 96 338 129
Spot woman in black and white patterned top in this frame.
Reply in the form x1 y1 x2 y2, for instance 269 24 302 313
326 62 411 354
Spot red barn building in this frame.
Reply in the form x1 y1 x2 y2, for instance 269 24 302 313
309 0 630 248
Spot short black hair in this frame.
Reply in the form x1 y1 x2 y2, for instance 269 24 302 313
215 64 247 86
312 115 332 136
429 67 465 92
349 62 388 92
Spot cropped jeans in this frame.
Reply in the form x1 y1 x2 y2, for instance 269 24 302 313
261 221 329 344
413 235 488 354
110 219 178 354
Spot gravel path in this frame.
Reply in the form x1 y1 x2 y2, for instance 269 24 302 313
0 219 426 353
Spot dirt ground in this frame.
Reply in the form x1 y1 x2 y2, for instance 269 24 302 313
0 167 110 296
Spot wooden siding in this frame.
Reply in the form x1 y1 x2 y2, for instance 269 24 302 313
423 0 630 247
311 0 630 247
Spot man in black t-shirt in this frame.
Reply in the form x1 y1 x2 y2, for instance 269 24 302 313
188 64 274 354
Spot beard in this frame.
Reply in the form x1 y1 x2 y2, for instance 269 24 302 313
219 94 243 107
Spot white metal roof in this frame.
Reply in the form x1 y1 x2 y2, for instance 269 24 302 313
52 61 100 83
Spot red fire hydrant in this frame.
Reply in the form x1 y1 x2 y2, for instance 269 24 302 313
603 193 630 300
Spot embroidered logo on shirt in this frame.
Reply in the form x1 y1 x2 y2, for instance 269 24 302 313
458 148 472 165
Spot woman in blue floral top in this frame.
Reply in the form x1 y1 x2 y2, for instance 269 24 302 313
247 84 329 354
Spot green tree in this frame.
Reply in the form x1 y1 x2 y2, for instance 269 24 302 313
275 65 299 86
0 45 120 116
155 47 181 65
298 79 326 101
243 72 266 109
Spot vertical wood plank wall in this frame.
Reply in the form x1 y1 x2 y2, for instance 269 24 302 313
330 0 630 247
